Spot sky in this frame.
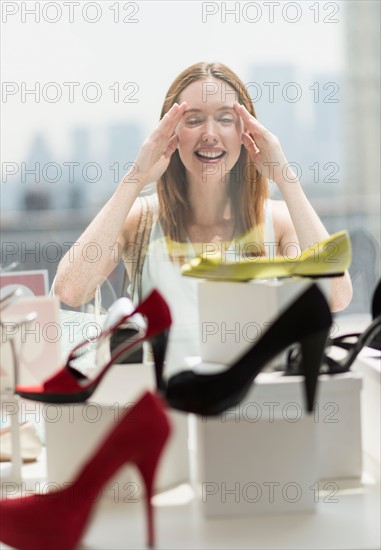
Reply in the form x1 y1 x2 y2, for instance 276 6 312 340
1 0 346 165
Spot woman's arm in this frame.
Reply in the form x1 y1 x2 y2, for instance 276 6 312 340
272 195 353 312
54 102 188 307
234 102 352 312
54 174 144 307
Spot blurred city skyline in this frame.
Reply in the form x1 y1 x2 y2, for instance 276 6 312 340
2 1 346 165
2 62 344 211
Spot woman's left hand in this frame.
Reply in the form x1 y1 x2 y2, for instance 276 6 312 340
233 102 297 186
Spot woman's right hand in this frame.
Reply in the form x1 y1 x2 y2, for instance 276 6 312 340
125 101 187 188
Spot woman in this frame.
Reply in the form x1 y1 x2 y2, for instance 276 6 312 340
55 62 352 358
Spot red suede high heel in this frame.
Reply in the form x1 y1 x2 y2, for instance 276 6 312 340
16 290 172 403
0 391 170 550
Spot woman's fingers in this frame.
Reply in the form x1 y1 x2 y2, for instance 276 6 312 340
233 101 258 122
144 102 186 166
242 132 259 151
233 102 266 136
163 134 179 159
153 101 187 140
242 132 260 157
235 102 282 156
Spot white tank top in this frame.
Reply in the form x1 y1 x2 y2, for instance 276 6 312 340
135 194 276 372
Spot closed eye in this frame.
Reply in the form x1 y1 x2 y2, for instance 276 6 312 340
185 118 202 126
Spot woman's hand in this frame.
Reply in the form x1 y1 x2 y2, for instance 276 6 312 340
124 102 188 188
233 102 297 186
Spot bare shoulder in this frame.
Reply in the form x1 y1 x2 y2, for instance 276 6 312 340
268 199 293 236
269 198 290 218
120 197 143 248
120 193 157 247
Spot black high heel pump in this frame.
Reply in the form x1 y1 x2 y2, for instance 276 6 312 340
286 279 381 375
163 284 332 416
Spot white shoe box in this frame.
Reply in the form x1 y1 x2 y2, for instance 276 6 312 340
198 279 328 365
43 363 189 497
321 313 379 478
353 349 380 477
315 372 362 479
189 370 362 518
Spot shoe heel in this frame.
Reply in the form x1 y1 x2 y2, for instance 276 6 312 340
142 477 155 548
300 328 329 412
150 330 170 393
7 312 37 389
135 427 169 548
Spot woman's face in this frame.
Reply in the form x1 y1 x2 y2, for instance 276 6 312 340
176 77 244 185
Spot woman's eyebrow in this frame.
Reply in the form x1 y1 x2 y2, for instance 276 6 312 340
183 108 201 114
183 107 235 114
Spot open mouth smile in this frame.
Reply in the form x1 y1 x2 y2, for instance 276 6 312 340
194 149 226 163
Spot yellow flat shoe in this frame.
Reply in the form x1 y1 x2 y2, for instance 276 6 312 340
181 230 352 281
